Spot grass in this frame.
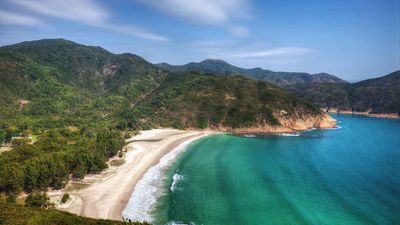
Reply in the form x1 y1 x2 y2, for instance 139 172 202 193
64 182 91 192
110 159 125 167
0 203 150 225
0 146 12 154
126 139 162 144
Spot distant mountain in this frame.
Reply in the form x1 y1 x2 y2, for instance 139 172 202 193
0 39 335 132
157 59 347 86
158 59 399 116
285 71 400 115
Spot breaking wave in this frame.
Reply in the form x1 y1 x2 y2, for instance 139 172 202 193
122 135 207 223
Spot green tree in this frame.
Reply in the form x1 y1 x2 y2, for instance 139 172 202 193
0 129 5 144
61 193 69 203
6 193 16 203
24 160 40 192
0 164 24 194
96 130 125 158
11 138 31 147
72 162 87 179
25 192 51 208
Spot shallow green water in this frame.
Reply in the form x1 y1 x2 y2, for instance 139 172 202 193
153 115 400 225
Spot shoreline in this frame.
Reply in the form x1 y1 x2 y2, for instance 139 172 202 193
53 129 214 221
322 108 399 119
51 118 336 221
122 134 210 222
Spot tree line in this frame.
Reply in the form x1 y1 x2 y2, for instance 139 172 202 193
0 127 124 199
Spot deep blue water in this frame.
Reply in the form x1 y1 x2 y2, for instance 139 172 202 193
154 115 400 225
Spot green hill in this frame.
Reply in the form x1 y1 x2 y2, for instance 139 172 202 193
285 71 400 115
157 59 347 86
1 39 167 95
132 72 333 131
0 40 167 130
157 58 399 116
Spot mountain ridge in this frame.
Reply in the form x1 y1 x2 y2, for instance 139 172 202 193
157 59 348 86
286 70 400 115
157 59 399 116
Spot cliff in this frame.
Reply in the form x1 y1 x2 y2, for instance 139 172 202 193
216 113 336 134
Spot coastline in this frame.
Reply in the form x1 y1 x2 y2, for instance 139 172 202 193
215 113 337 135
322 108 399 119
122 134 211 222
53 129 214 221
51 115 335 221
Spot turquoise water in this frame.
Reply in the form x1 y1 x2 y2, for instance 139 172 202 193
153 115 400 225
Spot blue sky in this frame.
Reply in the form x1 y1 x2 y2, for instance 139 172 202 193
0 0 398 81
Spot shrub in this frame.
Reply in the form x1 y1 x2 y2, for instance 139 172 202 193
6 193 16 203
11 138 31 147
25 192 51 208
61 193 69 203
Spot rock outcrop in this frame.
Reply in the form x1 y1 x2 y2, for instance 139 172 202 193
215 113 337 134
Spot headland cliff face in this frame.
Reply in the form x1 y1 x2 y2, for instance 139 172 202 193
213 112 337 134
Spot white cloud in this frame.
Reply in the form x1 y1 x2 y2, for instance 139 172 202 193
227 25 249 37
6 0 168 41
231 47 314 59
139 0 248 25
102 24 169 42
185 41 315 67
138 0 250 37
0 9 43 26
10 0 109 25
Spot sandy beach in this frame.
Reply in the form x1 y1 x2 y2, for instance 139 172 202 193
54 129 213 221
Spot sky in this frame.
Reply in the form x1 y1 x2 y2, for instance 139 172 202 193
0 0 399 81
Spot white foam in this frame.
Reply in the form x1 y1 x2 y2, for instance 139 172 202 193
278 133 300 137
170 172 184 192
326 125 342 130
243 134 256 138
165 221 196 225
122 135 207 223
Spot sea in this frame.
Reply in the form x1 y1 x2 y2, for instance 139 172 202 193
124 114 400 225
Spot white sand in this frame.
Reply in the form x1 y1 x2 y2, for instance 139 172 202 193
56 129 213 220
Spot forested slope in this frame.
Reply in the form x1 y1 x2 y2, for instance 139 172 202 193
286 71 400 114
157 59 347 86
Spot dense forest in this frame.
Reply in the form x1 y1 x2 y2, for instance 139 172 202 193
286 70 400 114
134 72 323 129
157 59 347 86
0 128 124 195
158 59 400 115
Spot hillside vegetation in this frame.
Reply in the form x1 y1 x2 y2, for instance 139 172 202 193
286 71 400 114
134 72 325 130
0 204 148 225
157 59 347 86
158 58 400 115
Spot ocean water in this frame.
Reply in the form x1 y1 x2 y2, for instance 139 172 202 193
139 115 400 225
